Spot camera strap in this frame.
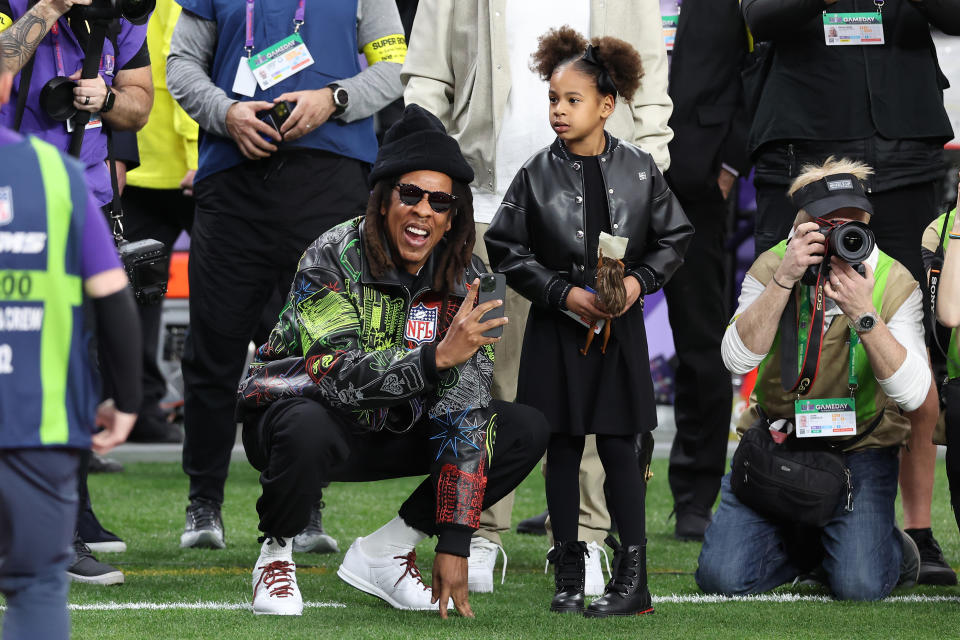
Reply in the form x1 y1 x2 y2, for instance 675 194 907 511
104 127 126 245
930 210 960 369
780 261 829 395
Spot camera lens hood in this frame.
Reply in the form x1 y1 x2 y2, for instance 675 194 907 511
40 76 78 122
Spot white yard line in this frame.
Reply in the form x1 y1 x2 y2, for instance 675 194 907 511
5 594 958 612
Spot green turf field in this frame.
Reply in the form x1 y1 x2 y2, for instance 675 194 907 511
22 458 960 638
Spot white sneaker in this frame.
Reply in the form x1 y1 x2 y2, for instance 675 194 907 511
337 537 452 611
585 540 611 596
467 536 508 593
251 538 303 616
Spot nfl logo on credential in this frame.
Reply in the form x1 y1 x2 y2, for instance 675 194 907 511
405 302 438 345
0 186 13 226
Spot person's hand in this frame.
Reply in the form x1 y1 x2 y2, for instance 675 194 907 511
225 101 281 160
717 167 737 200
41 0 91 17
91 400 136 454
565 286 612 326
274 88 336 142
180 169 196 197
824 257 875 320
774 221 825 287
69 70 108 113
431 552 473 619
617 276 643 316
434 278 506 370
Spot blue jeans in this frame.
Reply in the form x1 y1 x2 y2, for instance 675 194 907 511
696 446 902 601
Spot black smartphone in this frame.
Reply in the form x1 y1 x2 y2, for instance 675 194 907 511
259 101 293 134
477 272 506 338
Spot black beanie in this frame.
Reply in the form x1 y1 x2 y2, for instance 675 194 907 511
369 104 474 186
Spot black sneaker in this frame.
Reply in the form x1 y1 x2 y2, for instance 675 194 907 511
906 528 958 586
674 505 711 542
180 498 225 549
896 528 921 588
89 453 124 474
293 501 339 553
517 510 548 536
77 506 127 553
67 537 124 585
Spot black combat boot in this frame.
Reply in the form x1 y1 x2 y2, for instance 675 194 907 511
547 541 587 614
585 536 654 618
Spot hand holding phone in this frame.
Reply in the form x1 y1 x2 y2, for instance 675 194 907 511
477 273 507 338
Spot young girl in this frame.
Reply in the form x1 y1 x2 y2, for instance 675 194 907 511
484 27 692 617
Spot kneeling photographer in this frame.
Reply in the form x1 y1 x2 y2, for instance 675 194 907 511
697 158 931 601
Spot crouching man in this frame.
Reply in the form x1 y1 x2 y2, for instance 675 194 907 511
696 158 929 600
235 104 549 617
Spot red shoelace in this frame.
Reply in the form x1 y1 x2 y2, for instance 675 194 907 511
255 560 297 599
393 550 429 591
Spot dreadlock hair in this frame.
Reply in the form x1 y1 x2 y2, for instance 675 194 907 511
530 26 644 102
362 176 476 316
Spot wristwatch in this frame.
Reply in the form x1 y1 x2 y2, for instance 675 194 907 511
853 311 880 334
101 87 116 114
328 83 348 117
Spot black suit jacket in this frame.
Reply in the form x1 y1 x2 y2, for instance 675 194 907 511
666 0 751 202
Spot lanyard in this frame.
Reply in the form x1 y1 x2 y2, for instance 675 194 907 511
798 286 859 397
50 22 67 77
245 0 306 57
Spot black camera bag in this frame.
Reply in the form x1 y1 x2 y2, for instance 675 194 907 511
731 409 881 528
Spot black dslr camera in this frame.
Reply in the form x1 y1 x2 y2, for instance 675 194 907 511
68 0 155 24
118 239 168 305
801 220 875 286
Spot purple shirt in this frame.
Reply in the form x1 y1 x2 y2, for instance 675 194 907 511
0 126 122 278
0 1 147 207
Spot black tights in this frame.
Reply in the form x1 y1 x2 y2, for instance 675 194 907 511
545 433 647 547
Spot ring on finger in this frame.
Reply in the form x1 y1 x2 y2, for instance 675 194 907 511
84 96 90 105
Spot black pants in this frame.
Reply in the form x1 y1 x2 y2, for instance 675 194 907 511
664 195 733 514
242 399 549 539
182 151 369 504
121 186 195 431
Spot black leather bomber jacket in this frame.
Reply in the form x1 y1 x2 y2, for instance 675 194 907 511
484 136 693 307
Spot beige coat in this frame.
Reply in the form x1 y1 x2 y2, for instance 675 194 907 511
401 0 673 194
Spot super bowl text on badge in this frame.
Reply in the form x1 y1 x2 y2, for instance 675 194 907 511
405 302 438 345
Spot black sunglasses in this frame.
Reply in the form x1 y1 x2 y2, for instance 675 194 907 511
394 183 458 213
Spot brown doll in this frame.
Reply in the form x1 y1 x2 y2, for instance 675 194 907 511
581 233 629 355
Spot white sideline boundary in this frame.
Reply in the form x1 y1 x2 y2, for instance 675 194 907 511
4 594 959 612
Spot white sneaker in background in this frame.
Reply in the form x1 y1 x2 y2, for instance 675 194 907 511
585 540 611 596
338 537 452 611
251 537 302 616
467 536 508 593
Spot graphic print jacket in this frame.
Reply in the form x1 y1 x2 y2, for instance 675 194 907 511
236 217 494 552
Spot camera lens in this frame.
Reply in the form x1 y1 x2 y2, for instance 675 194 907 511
40 77 78 122
120 0 155 24
480 276 495 292
832 222 874 263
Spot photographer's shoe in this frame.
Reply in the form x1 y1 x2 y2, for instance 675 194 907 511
547 541 587 614
896 528 921 588
585 536 654 618
674 505 711 542
293 501 339 554
337 537 451 611
467 536 507 593
252 537 302 616
180 498 225 549
906 528 957 586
